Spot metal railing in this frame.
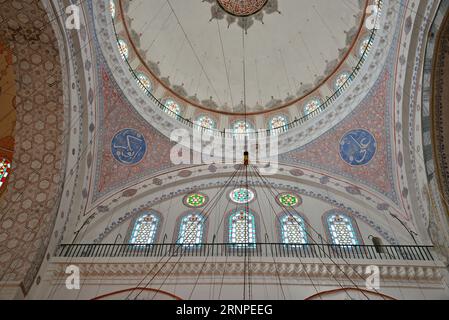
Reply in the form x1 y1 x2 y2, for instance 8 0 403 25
56 243 434 261
110 1 383 137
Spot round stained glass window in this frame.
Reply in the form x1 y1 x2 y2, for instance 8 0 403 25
230 188 255 204
184 193 208 208
277 193 302 207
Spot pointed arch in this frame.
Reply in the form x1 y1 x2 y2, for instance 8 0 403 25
278 211 308 245
128 210 162 245
323 210 362 245
176 211 206 246
226 208 258 247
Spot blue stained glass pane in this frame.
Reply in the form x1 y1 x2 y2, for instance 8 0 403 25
327 213 358 246
178 212 204 246
229 208 256 248
130 213 159 245
280 213 307 246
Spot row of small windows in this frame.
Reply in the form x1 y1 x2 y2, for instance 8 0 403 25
113 40 363 134
129 209 360 247
116 39 357 110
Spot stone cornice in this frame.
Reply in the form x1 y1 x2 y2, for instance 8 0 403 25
47 258 446 287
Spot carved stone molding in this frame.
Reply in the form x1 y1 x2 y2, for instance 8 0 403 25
47 259 446 287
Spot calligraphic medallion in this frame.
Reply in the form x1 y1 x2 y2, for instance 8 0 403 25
111 128 147 165
339 129 377 166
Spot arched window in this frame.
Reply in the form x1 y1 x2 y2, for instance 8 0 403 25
325 211 359 246
136 73 153 94
163 98 182 118
0 159 11 189
334 71 351 91
130 212 160 245
195 115 217 130
228 208 256 247
117 39 129 60
110 0 116 18
268 115 288 133
280 213 307 245
178 212 205 246
304 98 322 116
359 36 371 58
231 120 254 135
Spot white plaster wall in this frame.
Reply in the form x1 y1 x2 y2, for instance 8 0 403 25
34 278 449 300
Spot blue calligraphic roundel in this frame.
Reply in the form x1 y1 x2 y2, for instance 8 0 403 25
111 128 147 165
339 129 377 166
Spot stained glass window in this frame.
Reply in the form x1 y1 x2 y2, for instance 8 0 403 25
0 159 11 189
136 73 153 93
280 213 307 245
269 115 288 131
130 212 159 245
359 37 371 57
229 208 256 247
334 72 351 91
230 188 255 204
195 115 217 130
117 39 129 60
360 38 370 57
184 193 207 208
178 212 204 246
110 0 116 18
232 120 253 135
278 193 301 207
304 98 322 116
326 212 359 246
164 98 181 117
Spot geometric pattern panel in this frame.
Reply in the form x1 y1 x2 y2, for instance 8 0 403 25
0 2 66 293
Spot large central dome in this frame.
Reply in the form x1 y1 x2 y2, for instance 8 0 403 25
119 0 368 116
